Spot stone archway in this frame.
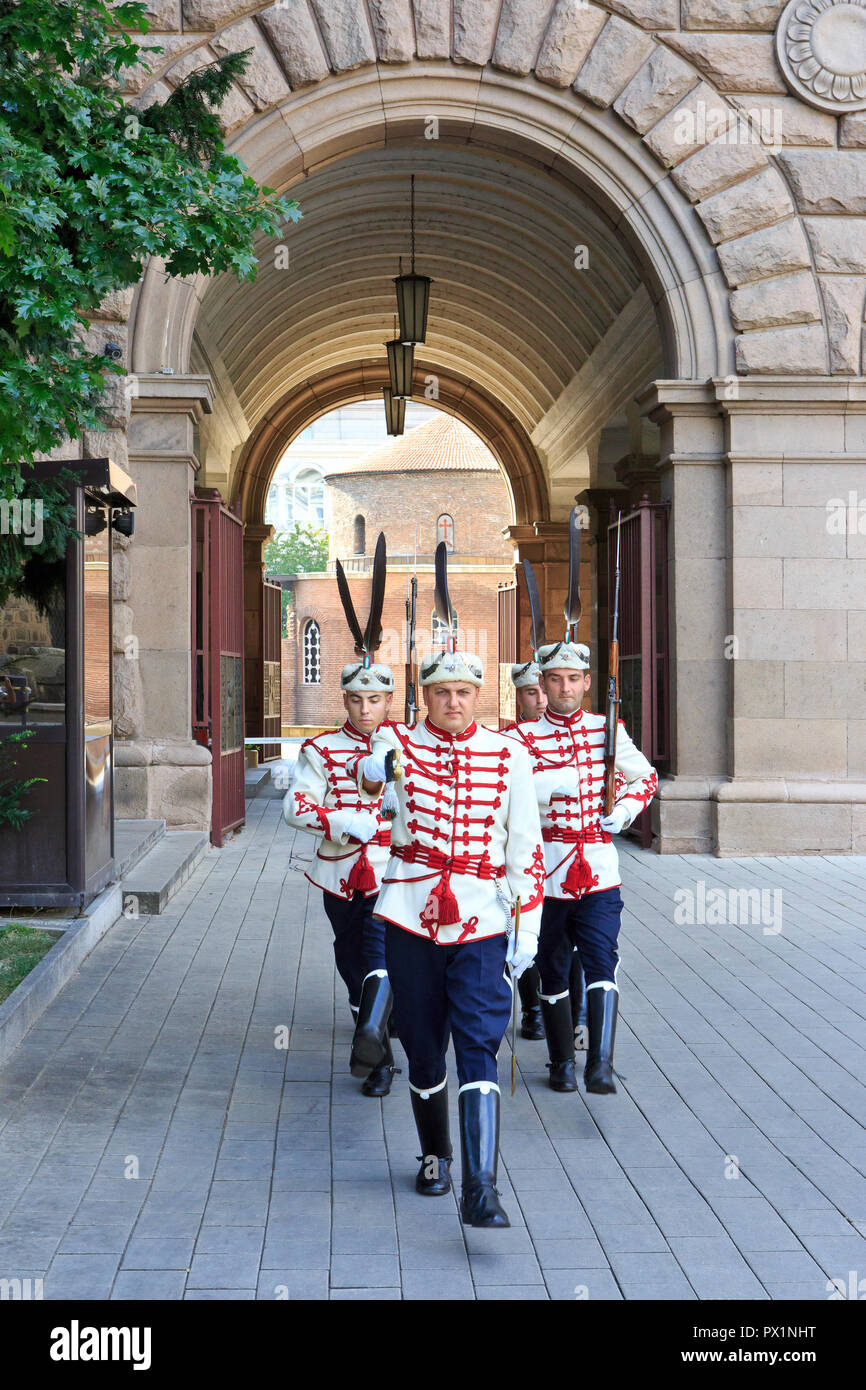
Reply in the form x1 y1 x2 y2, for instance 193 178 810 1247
114 1 866 856
125 0 840 385
234 361 547 528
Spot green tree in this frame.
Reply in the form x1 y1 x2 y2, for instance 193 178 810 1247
264 523 328 637
0 0 299 485
264 522 329 577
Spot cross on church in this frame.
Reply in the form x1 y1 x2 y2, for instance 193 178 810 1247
438 514 454 550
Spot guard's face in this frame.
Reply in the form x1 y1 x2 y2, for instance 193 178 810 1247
342 690 393 734
542 668 590 715
422 682 481 733
516 682 547 719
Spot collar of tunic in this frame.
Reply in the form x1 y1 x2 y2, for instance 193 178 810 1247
423 716 478 743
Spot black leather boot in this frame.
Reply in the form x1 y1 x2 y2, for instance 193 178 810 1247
570 951 587 1051
350 970 393 1077
361 1033 399 1097
584 984 618 1094
540 995 578 1091
411 1084 452 1195
518 964 545 1040
458 1085 509 1228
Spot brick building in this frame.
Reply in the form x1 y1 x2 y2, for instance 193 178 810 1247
281 413 513 730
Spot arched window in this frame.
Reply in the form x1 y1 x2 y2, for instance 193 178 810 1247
437 513 454 551
353 514 366 555
431 609 458 647
303 620 321 684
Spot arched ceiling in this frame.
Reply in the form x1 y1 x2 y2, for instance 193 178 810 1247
193 142 649 441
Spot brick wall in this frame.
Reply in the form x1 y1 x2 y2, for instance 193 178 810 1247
283 566 513 728
326 470 512 562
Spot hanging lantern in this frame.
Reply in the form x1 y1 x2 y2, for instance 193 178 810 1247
394 273 431 346
386 336 414 398
383 387 405 436
394 174 432 345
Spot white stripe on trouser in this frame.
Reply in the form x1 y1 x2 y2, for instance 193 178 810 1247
457 1080 500 1096
409 1076 447 1100
585 980 618 993
362 969 388 983
538 989 569 1004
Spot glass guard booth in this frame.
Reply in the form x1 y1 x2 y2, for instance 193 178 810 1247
0 458 137 909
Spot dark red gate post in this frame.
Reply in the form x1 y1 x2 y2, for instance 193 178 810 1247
191 495 245 847
608 496 670 849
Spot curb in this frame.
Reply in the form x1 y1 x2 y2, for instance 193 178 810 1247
0 881 123 1071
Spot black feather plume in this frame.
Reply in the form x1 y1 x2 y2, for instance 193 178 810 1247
564 504 582 637
336 559 365 656
522 558 546 652
434 541 456 639
364 532 387 654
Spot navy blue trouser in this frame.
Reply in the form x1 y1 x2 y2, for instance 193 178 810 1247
536 887 624 994
321 890 388 1009
384 924 512 1090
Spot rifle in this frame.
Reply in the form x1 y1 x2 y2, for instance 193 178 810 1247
404 526 418 724
603 512 622 818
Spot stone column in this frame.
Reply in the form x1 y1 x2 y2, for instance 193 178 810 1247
642 377 866 857
115 374 214 829
640 383 728 853
714 377 866 856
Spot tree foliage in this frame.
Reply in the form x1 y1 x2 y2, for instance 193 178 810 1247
0 0 300 479
265 523 329 637
264 523 329 577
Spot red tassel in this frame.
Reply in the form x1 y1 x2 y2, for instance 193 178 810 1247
346 847 377 896
424 872 461 926
562 843 595 897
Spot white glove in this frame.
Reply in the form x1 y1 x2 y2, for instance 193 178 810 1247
506 931 538 980
344 810 378 843
361 745 389 785
600 804 630 835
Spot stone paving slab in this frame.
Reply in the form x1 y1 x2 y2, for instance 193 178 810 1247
0 799 865 1300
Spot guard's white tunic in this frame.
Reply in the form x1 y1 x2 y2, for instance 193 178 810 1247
353 717 545 946
504 708 657 899
283 720 391 899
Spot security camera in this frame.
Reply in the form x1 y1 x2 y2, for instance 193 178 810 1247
103 341 124 361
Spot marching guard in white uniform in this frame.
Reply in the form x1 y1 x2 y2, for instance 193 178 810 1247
353 545 545 1228
506 510 658 1095
503 660 588 1047
283 535 399 1097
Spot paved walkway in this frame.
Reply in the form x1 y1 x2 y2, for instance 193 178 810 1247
2 792 866 1300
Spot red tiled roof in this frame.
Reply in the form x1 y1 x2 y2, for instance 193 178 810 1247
323 413 498 477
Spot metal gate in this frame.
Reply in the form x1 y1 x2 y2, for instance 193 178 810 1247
608 497 670 848
261 578 282 762
497 580 519 726
191 496 245 847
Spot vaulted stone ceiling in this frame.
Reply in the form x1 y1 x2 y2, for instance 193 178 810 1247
193 142 655 440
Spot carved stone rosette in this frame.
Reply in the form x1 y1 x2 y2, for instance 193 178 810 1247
776 0 866 112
